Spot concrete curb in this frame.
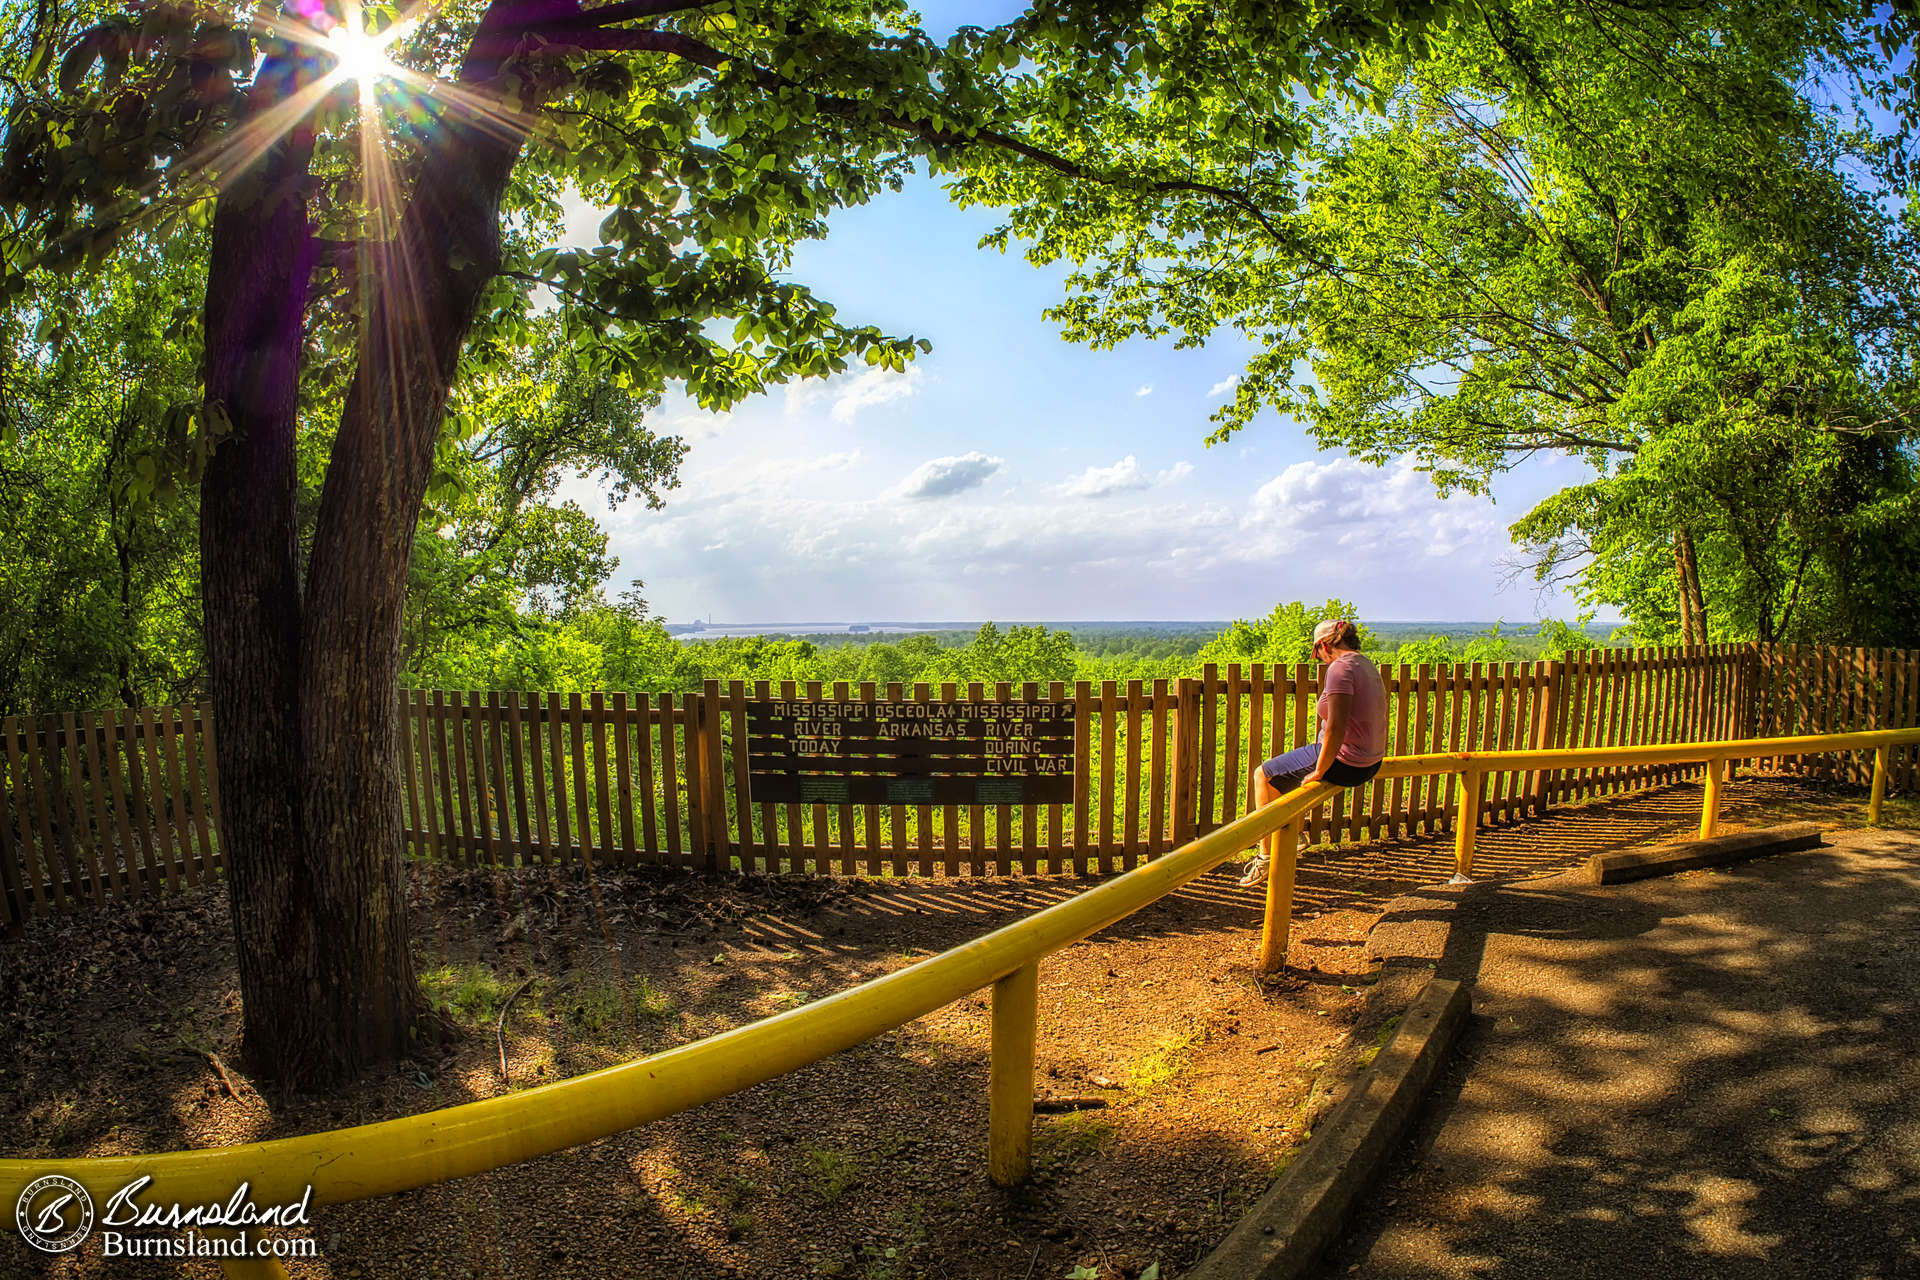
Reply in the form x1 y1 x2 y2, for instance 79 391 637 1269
1586 822 1825 884
1185 975 1472 1280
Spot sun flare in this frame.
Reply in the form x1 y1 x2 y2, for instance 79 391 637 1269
324 13 409 92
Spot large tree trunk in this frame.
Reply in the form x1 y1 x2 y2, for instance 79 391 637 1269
199 21 529 1085
200 97 321 1079
295 87 529 1077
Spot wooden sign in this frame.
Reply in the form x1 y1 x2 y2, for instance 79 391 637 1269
744 698 1076 805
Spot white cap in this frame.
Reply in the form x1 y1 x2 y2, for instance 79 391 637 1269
1312 618 1349 647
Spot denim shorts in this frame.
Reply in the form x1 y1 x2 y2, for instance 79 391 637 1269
1259 742 1382 792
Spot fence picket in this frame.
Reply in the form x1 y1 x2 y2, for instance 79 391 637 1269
88 711 137 898
1021 682 1042 875
180 703 218 881
59 713 104 903
1051 681 1071 868
1222 664 1242 826
157 709 195 887
730 683 757 874
991 681 1013 877
1071 681 1091 876
1199 664 1219 833
655 692 682 869
682 690 709 871
541 691 569 866
1098 680 1117 874
0 758 21 928
890 682 913 877
79 710 125 901
118 708 167 897
1149 679 1170 858
507 693 534 865
1123 679 1143 869
611 693 637 869
760 681 783 875
563 693 593 866
915 682 937 877
869 682 890 877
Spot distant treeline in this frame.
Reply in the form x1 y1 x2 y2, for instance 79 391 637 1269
403 600 1615 694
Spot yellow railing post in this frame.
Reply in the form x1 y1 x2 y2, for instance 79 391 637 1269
1257 816 1303 973
1700 755 1723 839
1870 745 1890 826
988 961 1039 1187
1452 767 1481 882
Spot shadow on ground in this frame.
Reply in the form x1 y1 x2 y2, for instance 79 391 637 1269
1318 827 1920 1280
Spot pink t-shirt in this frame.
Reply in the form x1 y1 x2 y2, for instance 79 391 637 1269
1318 652 1388 766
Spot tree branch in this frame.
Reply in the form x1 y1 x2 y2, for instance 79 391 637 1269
510 24 1297 242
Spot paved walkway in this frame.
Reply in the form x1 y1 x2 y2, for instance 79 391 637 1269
1318 827 1920 1280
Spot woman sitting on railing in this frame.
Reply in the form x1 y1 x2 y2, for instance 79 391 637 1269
1239 618 1387 886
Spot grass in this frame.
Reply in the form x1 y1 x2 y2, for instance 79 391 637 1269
1126 1021 1207 1094
562 972 677 1041
1033 1110 1118 1179
633 975 675 1021
858 1202 928 1279
419 962 519 1027
802 1146 860 1203
1356 1015 1402 1068
717 1172 757 1240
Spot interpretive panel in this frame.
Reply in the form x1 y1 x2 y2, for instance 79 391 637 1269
744 698 1076 805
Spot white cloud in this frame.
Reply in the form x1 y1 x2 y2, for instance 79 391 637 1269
1061 455 1150 498
1059 456 1194 498
792 449 862 474
788 366 924 424
1240 456 1501 562
1207 374 1241 399
895 451 1004 501
1135 384 1154 397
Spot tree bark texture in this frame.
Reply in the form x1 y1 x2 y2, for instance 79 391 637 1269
1674 527 1708 646
200 94 323 1079
198 19 531 1085
296 70 530 1077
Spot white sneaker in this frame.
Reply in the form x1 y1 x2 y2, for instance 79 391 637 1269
1237 854 1269 888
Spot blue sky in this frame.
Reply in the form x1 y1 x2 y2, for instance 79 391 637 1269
562 3 1597 627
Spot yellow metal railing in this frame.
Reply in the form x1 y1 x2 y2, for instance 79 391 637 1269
2 726 1912 1277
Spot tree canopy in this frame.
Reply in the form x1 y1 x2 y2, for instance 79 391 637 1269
954 0 1920 644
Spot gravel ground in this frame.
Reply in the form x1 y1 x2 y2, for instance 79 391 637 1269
0 772 1879 1280
1319 820 1920 1280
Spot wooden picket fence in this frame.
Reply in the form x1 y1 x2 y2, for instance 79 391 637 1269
1749 644 1920 785
0 706 222 925
4 644 1914 930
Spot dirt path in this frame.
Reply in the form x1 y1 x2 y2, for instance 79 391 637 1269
1319 826 1920 1280
0 774 1887 1279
